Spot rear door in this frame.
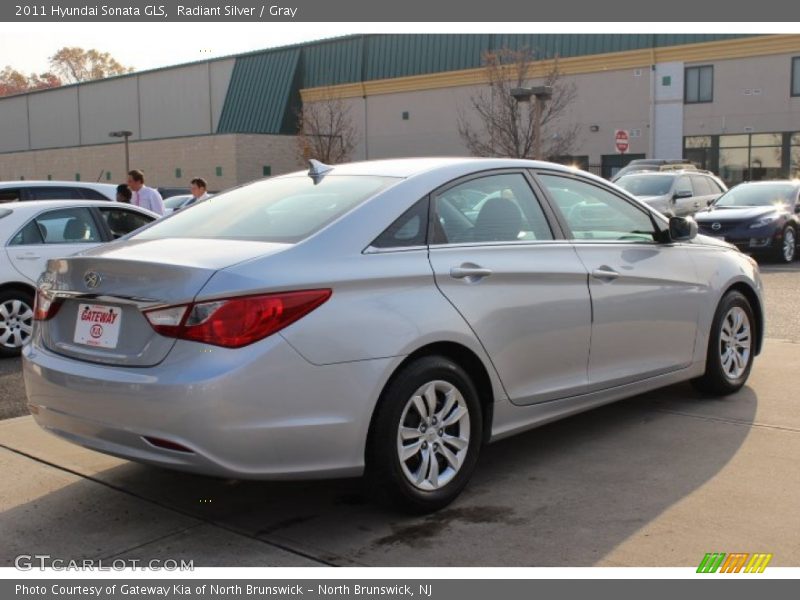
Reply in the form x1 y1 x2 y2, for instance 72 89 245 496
6 207 105 284
536 171 702 390
689 175 716 212
427 170 593 405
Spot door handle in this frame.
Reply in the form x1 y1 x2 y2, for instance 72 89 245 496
591 267 620 281
450 264 493 281
15 253 41 260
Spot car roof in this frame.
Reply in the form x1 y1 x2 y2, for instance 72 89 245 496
0 180 117 189
0 199 157 215
276 157 586 180
733 180 800 187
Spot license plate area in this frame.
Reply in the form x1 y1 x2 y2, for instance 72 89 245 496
73 303 123 349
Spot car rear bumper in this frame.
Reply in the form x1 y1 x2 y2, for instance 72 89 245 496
22 334 399 480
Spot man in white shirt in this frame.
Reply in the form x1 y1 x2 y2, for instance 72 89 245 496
127 169 165 216
186 177 210 207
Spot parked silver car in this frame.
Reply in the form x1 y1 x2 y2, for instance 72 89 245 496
23 158 764 512
616 170 727 216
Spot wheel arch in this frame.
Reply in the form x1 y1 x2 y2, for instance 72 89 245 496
367 341 496 452
725 281 764 355
0 281 36 299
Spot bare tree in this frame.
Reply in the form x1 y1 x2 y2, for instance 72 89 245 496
297 90 358 164
458 48 579 160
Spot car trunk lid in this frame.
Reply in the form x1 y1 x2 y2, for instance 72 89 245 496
37 238 289 366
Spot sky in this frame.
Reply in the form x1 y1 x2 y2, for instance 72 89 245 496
0 23 349 74
0 23 790 76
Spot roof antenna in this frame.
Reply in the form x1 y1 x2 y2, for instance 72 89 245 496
307 159 334 185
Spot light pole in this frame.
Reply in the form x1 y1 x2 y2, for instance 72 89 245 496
108 130 133 175
510 86 553 160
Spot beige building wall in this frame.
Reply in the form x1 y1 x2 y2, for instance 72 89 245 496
0 134 303 190
684 52 800 135
329 67 653 167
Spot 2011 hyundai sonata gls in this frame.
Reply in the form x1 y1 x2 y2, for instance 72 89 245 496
24 158 764 512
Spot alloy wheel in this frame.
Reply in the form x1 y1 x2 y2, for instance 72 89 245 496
719 306 751 381
783 228 796 262
396 380 471 491
0 298 34 349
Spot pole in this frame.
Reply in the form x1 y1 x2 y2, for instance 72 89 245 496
123 134 130 175
533 95 544 160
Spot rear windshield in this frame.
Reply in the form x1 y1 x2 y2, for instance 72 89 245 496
616 174 674 197
715 183 798 207
134 175 397 243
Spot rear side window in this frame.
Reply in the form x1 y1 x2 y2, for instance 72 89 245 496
28 187 84 200
135 175 397 244
432 173 553 244
0 189 22 203
80 188 112 201
691 176 713 196
11 208 103 245
371 197 429 249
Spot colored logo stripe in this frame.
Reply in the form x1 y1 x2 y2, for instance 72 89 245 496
697 553 772 573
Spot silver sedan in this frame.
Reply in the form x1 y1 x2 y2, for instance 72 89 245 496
23 158 764 512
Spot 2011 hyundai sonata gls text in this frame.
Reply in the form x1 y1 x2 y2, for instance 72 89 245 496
23 158 765 512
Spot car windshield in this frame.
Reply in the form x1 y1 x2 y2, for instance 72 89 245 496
715 183 797 207
616 174 674 196
134 175 398 243
163 195 193 209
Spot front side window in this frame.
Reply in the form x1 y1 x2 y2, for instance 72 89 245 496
432 173 553 244
98 207 155 238
675 176 693 197
685 65 714 103
539 174 657 242
616 174 674 196
134 175 397 244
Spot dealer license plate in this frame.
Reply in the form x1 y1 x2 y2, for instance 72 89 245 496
73 303 123 349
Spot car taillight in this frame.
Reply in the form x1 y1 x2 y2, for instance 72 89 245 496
33 289 62 321
143 289 332 349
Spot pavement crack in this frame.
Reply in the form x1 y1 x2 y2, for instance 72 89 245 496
97 522 205 561
652 408 800 433
0 443 339 567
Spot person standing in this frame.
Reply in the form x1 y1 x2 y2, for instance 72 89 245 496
116 184 132 204
127 169 165 216
186 177 210 207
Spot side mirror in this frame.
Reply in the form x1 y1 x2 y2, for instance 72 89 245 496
673 190 693 200
707 198 716 206
669 216 698 242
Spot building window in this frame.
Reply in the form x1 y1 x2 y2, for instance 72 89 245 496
693 132 787 186
685 65 714 104
175 168 182 179
215 166 223 177
792 57 800 97
262 165 271 176
791 133 800 179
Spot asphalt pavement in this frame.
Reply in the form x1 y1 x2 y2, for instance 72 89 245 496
0 263 798 567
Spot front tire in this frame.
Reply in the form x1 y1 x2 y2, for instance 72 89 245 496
691 290 755 396
0 289 35 358
366 355 483 513
774 225 796 263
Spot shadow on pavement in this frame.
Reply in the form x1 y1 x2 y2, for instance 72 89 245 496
0 381 757 566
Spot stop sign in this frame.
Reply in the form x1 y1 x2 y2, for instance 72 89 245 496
615 129 630 154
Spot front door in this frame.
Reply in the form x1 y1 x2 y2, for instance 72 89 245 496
536 171 702 390
428 171 592 405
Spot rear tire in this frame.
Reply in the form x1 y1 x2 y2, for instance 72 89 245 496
0 289 35 358
691 290 755 396
366 355 483 513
